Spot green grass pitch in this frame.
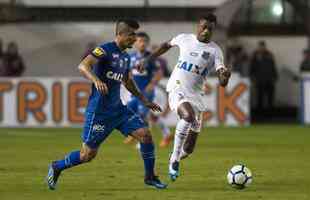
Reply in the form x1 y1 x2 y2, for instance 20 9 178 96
0 125 309 200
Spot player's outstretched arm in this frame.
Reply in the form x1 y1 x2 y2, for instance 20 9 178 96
217 67 231 87
149 41 173 60
78 55 109 94
137 41 172 72
123 72 162 112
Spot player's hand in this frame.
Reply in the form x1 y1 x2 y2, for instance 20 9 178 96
144 101 162 112
218 67 231 87
222 68 231 79
94 78 108 94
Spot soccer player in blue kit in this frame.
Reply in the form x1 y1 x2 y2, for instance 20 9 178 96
46 19 167 190
124 32 172 146
128 32 160 122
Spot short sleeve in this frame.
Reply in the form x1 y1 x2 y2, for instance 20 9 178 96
90 45 107 60
169 34 185 47
214 46 225 71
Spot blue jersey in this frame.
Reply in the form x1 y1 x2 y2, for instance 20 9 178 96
130 51 157 94
86 41 130 114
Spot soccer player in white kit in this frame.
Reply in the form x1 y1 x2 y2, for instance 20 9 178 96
138 13 231 181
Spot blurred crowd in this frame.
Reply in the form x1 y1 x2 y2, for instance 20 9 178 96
2 37 310 113
0 38 25 77
227 40 310 111
300 48 310 72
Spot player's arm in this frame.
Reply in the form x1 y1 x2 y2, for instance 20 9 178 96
78 54 108 94
215 46 231 87
137 41 172 72
148 41 173 60
122 72 162 112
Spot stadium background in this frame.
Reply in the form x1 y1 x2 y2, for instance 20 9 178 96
0 0 310 199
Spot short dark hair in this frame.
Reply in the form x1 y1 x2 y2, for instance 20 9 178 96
115 19 140 35
136 32 150 41
201 13 217 25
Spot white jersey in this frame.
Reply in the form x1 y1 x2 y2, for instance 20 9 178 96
166 33 224 93
166 33 225 113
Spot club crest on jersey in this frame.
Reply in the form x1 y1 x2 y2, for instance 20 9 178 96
106 71 123 81
202 51 210 60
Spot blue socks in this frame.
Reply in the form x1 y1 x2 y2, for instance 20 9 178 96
53 150 82 171
140 142 155 178
52 144 155 178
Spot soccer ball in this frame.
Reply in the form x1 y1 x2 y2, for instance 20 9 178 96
227 164 252 189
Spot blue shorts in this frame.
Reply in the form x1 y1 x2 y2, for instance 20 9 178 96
82 106 146 149
127 92 154 120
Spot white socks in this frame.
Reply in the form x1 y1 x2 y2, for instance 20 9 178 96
180 148 189 160
170 119 191 163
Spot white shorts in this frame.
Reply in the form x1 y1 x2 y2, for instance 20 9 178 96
168 87 205 132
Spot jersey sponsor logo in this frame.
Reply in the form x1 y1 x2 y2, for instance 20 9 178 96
177 60 209 76
92 124 105 132
106 71 123 81
92 47 105 57
202 51 210 60
177 91 184 100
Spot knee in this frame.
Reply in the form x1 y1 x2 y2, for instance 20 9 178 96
138 129 153 144
80 149 97 163
182 112 196 124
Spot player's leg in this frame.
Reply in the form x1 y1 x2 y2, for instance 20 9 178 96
123 97 139 144
117 108 167 189
180 112 202 159
180 130 199 160
133 102 152 149
169 102 197 181
47 143 98 190
47 112 112 190
131 128 167 189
